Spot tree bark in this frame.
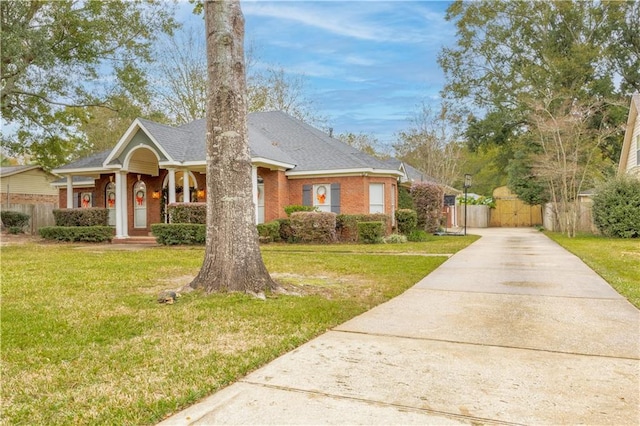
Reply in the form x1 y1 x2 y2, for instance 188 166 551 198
189 0 275 294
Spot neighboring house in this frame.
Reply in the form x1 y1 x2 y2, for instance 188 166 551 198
53 111 426 240
618 92 640 177
0 165 59 206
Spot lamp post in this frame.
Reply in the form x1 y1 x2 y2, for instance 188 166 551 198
463 174 472 236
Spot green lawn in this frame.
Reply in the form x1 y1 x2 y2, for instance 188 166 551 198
546 232 640 308
0 235 478 425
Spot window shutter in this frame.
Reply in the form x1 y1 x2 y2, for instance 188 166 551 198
330 183 340 214
76 192 81 208
302 184 312 206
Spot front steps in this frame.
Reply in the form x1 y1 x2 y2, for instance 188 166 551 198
111 236 158 245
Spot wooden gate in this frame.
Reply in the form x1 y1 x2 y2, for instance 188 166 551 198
490 186 543 227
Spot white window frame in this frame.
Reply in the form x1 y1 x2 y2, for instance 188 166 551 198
369 183 385 214
313 184 331 212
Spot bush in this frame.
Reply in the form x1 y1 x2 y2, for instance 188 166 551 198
357 221 384 244
410 182 444 233
1 211 30 229
169 203 206 224
384 233 407 244
53 208 108 226
276 218 294 242
592 177 640 238
290 211 336 243
8 226 23 234
407 229 429 242
336 214 390 242
257 220 281 243
284 205 317 216
39 226 114 242
151 223 206 245
395 209 417 235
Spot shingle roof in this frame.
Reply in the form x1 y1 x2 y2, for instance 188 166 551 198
56 111 402 175
0 165 40 177
56 149 112 171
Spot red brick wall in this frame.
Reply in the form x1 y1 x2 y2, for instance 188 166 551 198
57 171 398 231
287 175 398 217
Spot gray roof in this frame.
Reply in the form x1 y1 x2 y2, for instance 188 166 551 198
56 149 112 171
56 111 402 175
1 165 39 177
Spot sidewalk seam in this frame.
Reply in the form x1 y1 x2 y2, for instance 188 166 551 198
332 329 640 361
239 380 526 426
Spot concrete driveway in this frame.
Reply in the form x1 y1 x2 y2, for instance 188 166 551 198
159 228 639 425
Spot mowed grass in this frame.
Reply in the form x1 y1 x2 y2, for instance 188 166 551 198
546 233 640 308
1 234 479 425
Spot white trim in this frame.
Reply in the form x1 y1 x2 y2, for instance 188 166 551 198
251 157 296 170
121 144 161 172
103 119 174 167
286 168 403 179
51 167 105 175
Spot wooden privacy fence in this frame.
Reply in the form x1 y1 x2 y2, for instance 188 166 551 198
490 186 543 228
1 203 56 234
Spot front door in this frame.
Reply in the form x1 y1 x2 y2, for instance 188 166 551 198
133 180 147 228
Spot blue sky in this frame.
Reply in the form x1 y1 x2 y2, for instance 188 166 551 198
177 1 456 147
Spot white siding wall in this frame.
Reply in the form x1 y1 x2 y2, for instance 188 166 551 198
0 169 58 195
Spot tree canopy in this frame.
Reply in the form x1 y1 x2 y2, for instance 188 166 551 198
438 0 634 235
1 0 177 169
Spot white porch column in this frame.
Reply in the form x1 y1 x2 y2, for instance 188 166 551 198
252 165 258 224
168 168 176 204
66 176 74 208
115 171 128 238
182 170 190 203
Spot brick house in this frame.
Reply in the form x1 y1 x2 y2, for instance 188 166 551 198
53 111 424 240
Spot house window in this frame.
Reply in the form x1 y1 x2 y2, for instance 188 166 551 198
369 183 384 214
313 184 331 212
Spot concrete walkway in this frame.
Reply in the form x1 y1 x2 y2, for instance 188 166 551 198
159 228 639 425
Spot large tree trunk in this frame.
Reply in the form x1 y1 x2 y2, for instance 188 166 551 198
189 0 275 294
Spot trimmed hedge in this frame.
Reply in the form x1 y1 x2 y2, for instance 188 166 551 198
1 211 30 228
151 223 206 245
257 220 281 243
336 213 390 242
357 221 384 244
168 203 206 224
395 209 417 235
39 226 114 242
290 211 337 243
53 208 108 226
284 204 317 216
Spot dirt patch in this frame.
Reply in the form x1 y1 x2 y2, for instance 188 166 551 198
0 232 43 246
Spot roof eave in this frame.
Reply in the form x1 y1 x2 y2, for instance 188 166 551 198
286 168 404 179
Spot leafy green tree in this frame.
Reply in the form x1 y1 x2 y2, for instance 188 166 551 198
507 150 548 205
438 0 630 235
0 0 177 169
